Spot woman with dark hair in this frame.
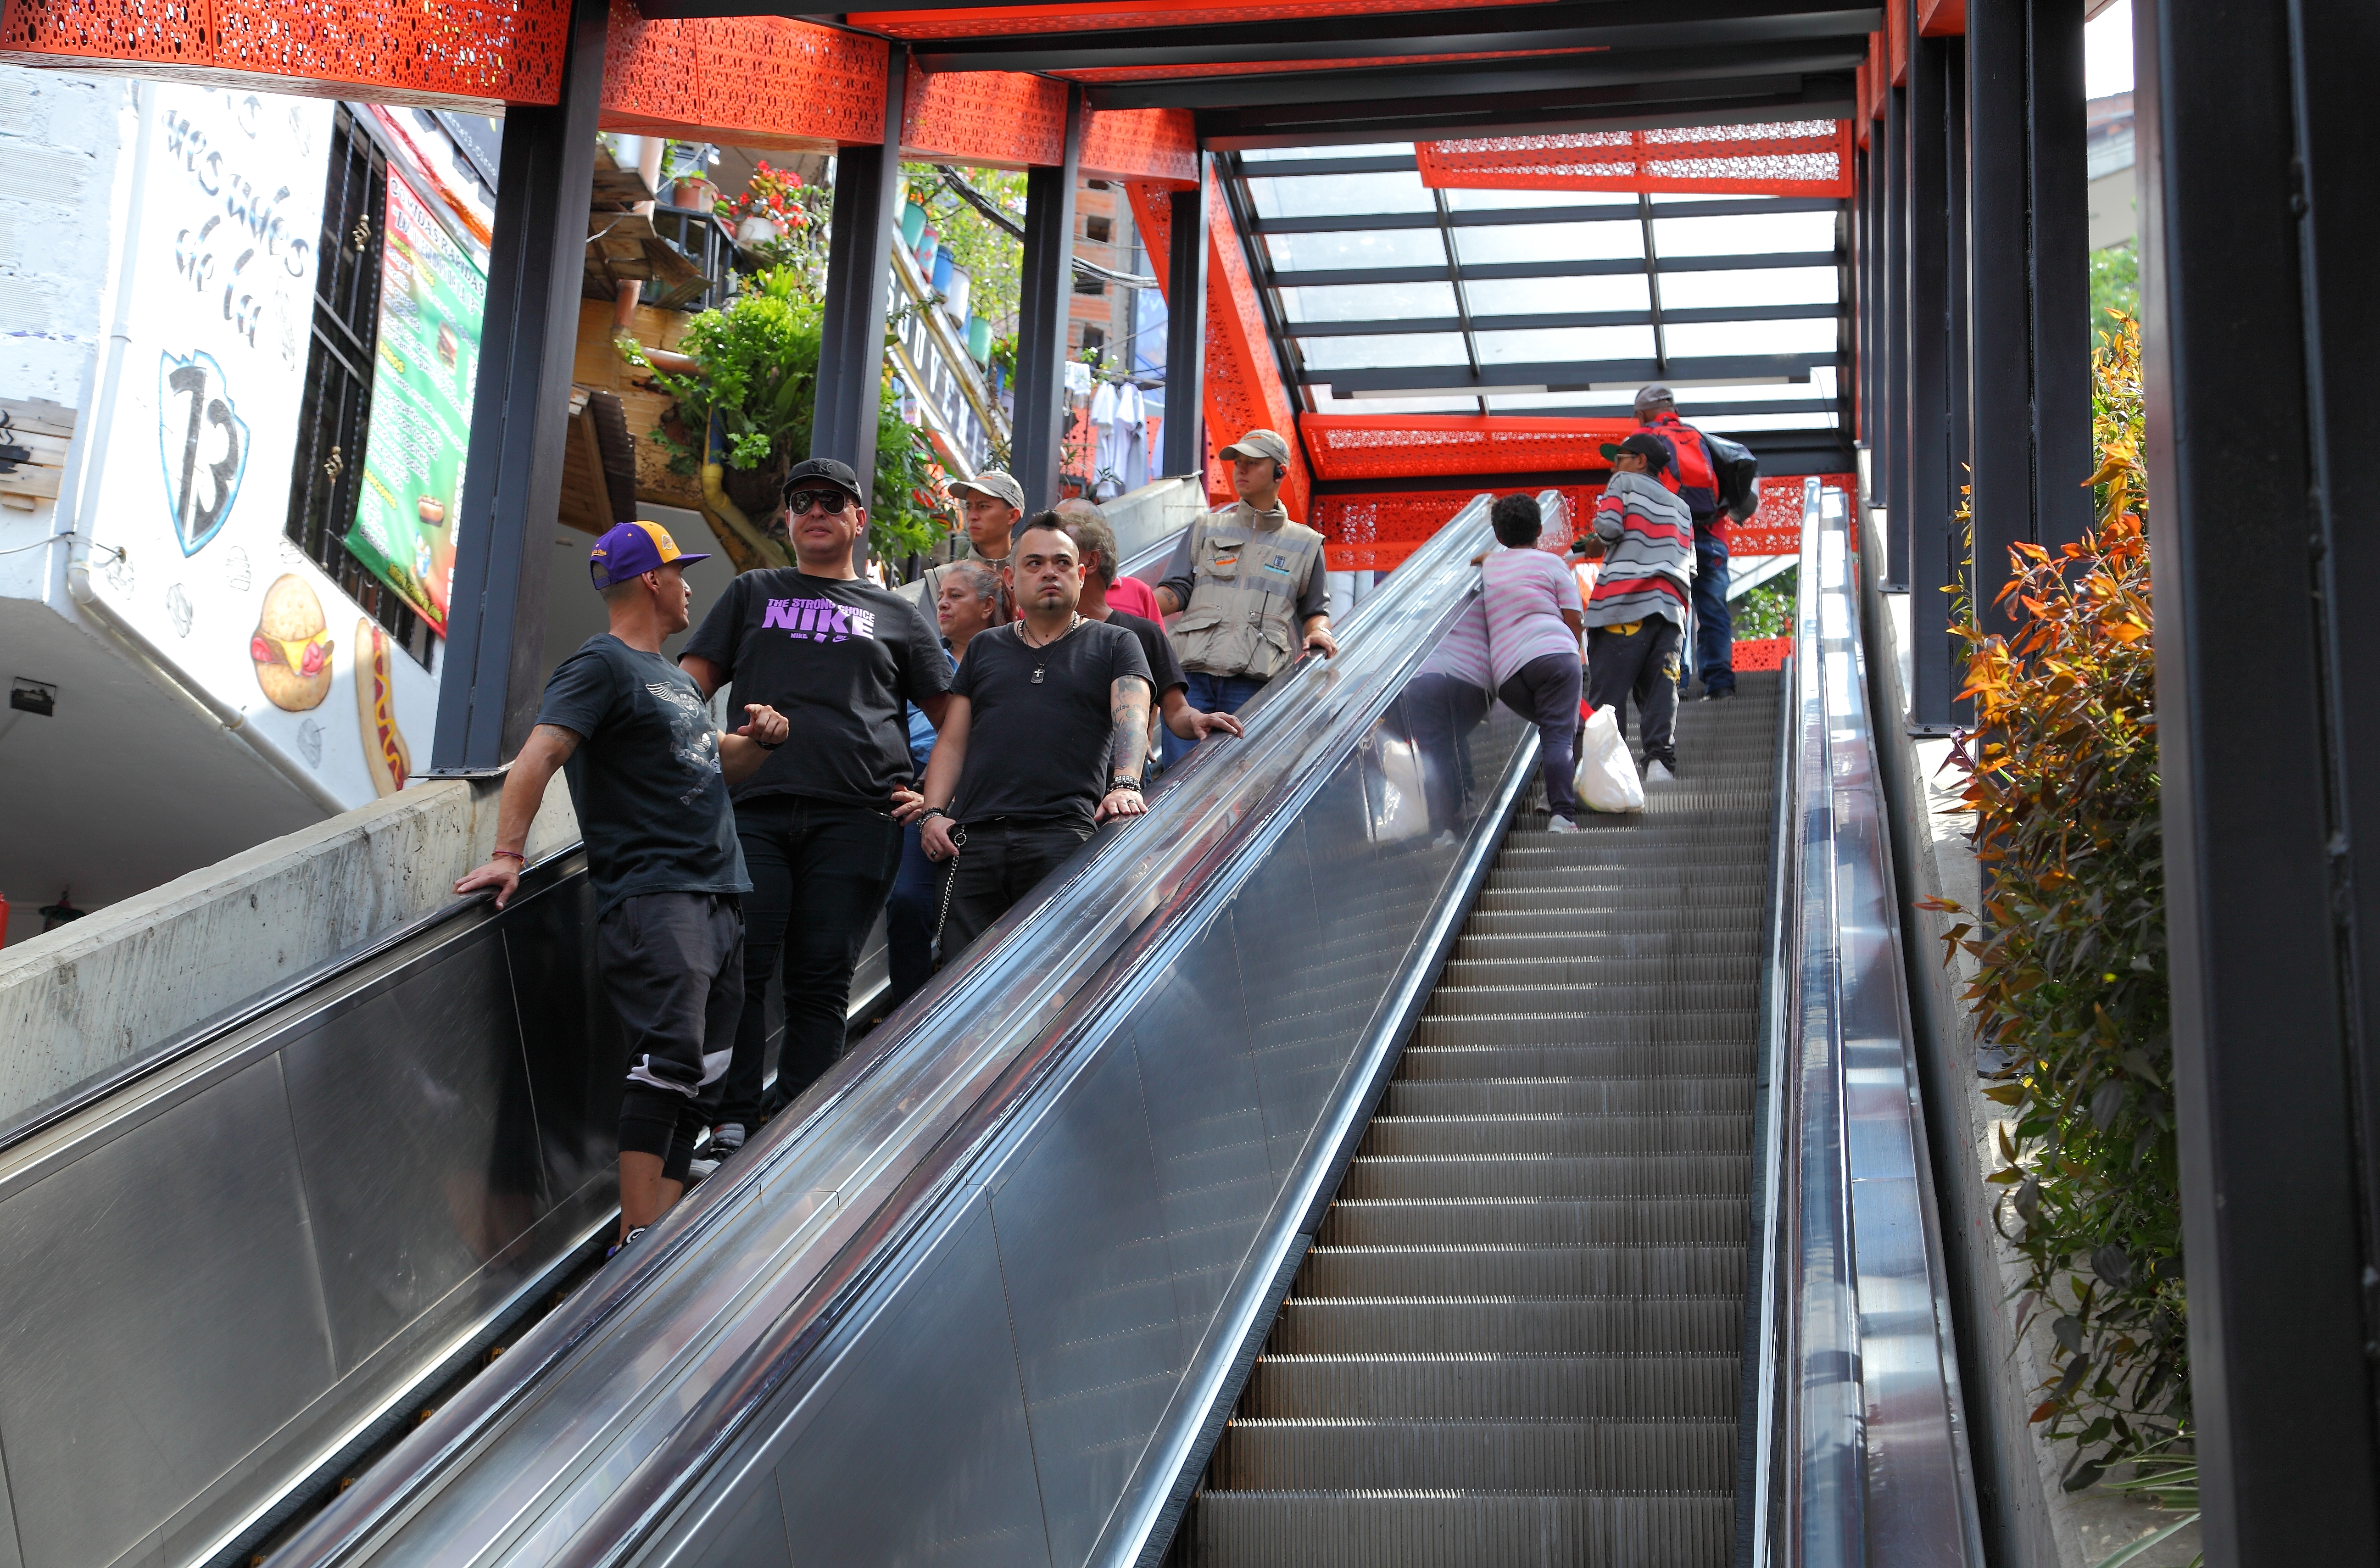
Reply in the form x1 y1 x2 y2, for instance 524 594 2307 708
1480 492 1586 829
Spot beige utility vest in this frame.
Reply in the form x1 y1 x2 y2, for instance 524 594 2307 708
1171 504 1325 681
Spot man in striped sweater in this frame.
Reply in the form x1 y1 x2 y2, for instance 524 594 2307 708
1574 432 1696 782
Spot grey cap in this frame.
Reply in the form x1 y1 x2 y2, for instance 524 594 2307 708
1632 383 1676 414
1218 428 1293 466
949 470 1026 511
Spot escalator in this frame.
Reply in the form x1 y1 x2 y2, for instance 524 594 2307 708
1186 674 1781 1564
0 483 1978 1568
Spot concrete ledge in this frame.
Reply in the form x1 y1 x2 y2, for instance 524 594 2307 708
0 777 579 1125
1862 521 2197 1568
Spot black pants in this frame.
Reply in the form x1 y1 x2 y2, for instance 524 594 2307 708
1402 672 1492 836
721 795 903 1127
942 818 1093 957
598 892 742 1183
1587 616 1683 767
1498 652 1585 818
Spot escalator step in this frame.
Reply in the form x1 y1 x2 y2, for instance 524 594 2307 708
1319 1197 1749 1248
1268 1295 1744 1356
1210 1417 1739 1492
1296 1243 1746 1299
1187 1491 1732 1568
1426 982 1759 1016
1358 1113 1753 1158
1242 1351 1743 1419
1339 1152 1752 1201
1400 1021 1755 1058
1384 1076 1754 1116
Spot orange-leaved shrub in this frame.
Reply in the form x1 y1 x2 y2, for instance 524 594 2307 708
1922 315 2183 1489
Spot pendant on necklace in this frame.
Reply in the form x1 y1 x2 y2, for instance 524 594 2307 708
1032 666 1045 683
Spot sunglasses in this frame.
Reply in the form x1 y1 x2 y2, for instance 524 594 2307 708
785 488 853 516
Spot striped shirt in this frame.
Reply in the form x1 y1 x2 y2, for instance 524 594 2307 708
1481 545 1583 687
1586 471 1696 629
1418 596 1493 689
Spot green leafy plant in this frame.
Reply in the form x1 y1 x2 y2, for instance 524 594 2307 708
2091 240 2139 351
1732 566 1796 640
903 163 1026 333
621 266 945 570
2089 1440 2201 1568
1918 314 2185 1491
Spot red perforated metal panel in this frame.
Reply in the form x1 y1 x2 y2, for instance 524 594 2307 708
852 1 1532 41
1734 636 1790 670
1080 108 1196 185
1055 46 1600 83
1417 119 1854 198
602 6 885 149
903 63 1068 166
1304 414 1637 482
3 0 569 106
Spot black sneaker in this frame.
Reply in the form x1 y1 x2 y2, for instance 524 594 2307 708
1700 686 1736 701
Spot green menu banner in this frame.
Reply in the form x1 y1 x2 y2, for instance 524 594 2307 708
347 172 484 633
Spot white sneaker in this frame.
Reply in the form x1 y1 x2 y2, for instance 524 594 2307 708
1547 815 1581 833
1430 829 1460 850
1645 760 1678 786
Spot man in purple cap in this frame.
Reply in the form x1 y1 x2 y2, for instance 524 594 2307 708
680 458 954 1157
455 521 789 1255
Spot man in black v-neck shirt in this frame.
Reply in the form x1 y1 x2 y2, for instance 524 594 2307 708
679 458 953 1152
903 515 1153 956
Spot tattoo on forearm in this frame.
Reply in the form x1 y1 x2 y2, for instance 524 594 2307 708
531 723 582 761
1109 675 1151 778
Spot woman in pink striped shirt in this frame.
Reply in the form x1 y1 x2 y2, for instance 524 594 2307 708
1479 493 1586 829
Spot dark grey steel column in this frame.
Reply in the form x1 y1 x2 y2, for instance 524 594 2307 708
1160 155 1210 480
1011 86 1085 508
2137 0 2380 1558
1880 74 1907 590
813 44 909 571
2027 0 2092 552
1942 36 1971 731
1904 22 1956 730
430 0 607 772
1966 0 2033 623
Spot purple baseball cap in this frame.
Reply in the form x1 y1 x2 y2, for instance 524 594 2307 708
589 520 710 590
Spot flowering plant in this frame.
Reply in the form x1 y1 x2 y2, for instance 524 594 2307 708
716 162 812 230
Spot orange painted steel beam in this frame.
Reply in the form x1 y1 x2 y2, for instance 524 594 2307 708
601 1 886 149
1917 0 1965 37
1129 177 1310 519
0 0 571 109
902 64 1195 181
1887 0 1908 84
1416 119 1855 199
850 1 1558 42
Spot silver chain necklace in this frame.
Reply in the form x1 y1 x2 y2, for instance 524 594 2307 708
1018 612 1082 683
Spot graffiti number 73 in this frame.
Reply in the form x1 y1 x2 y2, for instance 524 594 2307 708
157 350 251 557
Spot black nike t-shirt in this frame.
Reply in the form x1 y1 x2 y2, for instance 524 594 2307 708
681 569 953 807
949 619 1152 829
535 635 750 916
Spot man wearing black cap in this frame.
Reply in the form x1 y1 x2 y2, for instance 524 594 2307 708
1574 433 1697 782
454 521 788 1254
679 458 954 1161
1152 427 1335 768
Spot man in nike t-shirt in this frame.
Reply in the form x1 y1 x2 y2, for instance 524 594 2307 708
680 458 953 1164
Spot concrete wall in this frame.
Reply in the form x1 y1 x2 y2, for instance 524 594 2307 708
1861 519 2197 1568
0 776 578 1127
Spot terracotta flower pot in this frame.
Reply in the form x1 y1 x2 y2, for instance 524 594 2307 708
671 178 717 213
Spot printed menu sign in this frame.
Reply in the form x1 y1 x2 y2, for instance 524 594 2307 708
347 172 485 633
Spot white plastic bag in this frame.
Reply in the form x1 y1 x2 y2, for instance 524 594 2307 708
1574 704 1645 814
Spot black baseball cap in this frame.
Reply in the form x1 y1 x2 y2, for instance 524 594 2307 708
1598 432 1671 473
781 457 866 504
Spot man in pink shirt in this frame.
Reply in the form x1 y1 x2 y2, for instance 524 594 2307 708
1480 493 1586 829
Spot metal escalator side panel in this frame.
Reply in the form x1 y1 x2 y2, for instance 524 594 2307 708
276 499 1506 1568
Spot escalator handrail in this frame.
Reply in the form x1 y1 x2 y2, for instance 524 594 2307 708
272 494 1495 1568
1761 479 1985 1566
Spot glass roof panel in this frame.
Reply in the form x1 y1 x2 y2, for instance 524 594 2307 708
1465 273 1651 316
1663 317 1838 358
1250 169 1436 218
1453 221 1643 265
1279 281 1460 323
1474 325 1655 365
1298 332 1472 370
1265 227 1447 273
1653 209 1835 257
1309 391 1480 413
1444 186 1637 211
1657 264 1837 309
1241 142 1415 162
1695 409 1843 431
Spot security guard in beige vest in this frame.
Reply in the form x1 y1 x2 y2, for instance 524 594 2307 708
1154 429 1336 766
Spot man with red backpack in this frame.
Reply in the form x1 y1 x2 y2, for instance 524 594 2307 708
1633 384 1758 701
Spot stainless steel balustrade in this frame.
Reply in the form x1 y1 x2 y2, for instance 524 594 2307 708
1748 479 1985 1567
270 495 1530 1568
0 851 624 1568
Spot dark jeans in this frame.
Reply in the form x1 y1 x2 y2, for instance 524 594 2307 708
721 795 903 1127
1161 670 1270 768
942 818 1093 956
1691 526 1733 695
1587 616 1683 768
598 891 742 1183
1497 652 1585 818
1402 672 1492 837
883 820 944 1012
